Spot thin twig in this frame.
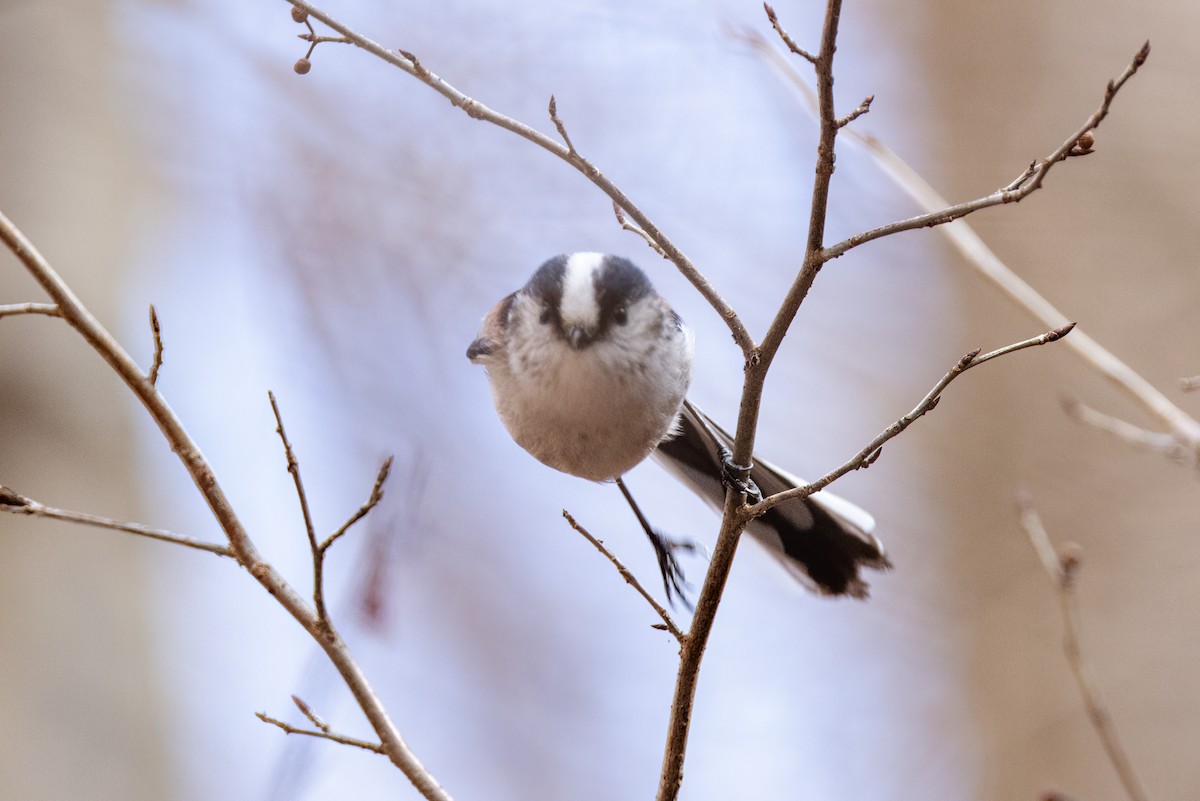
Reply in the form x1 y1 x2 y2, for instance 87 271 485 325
1179 375 1200 392
269 391 329 626
740 30 1200 464
612 202 668 259
547 95 576 155
0 486 233 557
1016 495 1151 801
0 208 453 801
562 510 685 643
763 3 817 63
1060 398 1188 463
0 302 61 319
748 324 1075 517
293 694 331 732
836 94 873 128
322 456 393 552
256 711 385 754
281 0 753 357
822 42 1149 260
148 304 164 385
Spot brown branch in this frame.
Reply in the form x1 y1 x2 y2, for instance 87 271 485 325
256 711 385 755
742 31 1200 466
0 302 61 319
822 42 1149 261
322 456 393 552
0 208 453 801
562 510 685 643
656 6 849 799
269 391 329 626
749 323 1075 517
0 486 232 557
280 0 753 357
1016 495 1151 801
148 304 164 385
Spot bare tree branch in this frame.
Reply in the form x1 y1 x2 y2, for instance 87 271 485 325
0 208 453 801
822 42 1149 261
656 5 852 800
256 711 385 755
562 510 685 644
0 485 232 557
0 302 61 319
749 324 1076 517
281 0 754 357
1016 495 1151 801
739 30 1200 466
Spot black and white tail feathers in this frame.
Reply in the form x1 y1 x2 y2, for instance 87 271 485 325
653 400 891 599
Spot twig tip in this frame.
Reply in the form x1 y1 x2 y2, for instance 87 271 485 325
0 485 29 507
1048 322 1077 340
1135 40 1151 66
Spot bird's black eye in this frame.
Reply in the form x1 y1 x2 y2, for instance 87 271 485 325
539 308 553 325
613 307 628 326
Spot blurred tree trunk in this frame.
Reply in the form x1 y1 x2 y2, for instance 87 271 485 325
0 3 173 799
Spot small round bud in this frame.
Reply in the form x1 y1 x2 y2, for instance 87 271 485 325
294 58 312 75
1073 130 1095 154
1057 541 1083 583
291 6 309 23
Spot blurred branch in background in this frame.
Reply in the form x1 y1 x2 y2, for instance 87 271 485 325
1018 493 1152 801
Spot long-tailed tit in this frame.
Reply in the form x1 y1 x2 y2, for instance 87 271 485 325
467 252 890 602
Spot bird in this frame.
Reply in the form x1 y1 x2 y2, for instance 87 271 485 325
467 252 890 603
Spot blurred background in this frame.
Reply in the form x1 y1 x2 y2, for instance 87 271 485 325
1 0 1197 799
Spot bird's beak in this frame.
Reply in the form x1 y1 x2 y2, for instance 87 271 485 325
467 336 496 362
567 325 592 349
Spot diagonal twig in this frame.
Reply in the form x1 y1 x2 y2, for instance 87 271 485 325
741 30 1200 466
256 711 385 754
1016 494 1151 801
562 510 685 644
280 0 753 357
748 323 1076 517
322 456 393 552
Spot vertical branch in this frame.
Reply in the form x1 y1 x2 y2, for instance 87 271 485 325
269 391 329 626
656 4 845 800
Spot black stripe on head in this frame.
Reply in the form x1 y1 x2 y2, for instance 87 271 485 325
594 255 652 330
523 254 569 328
